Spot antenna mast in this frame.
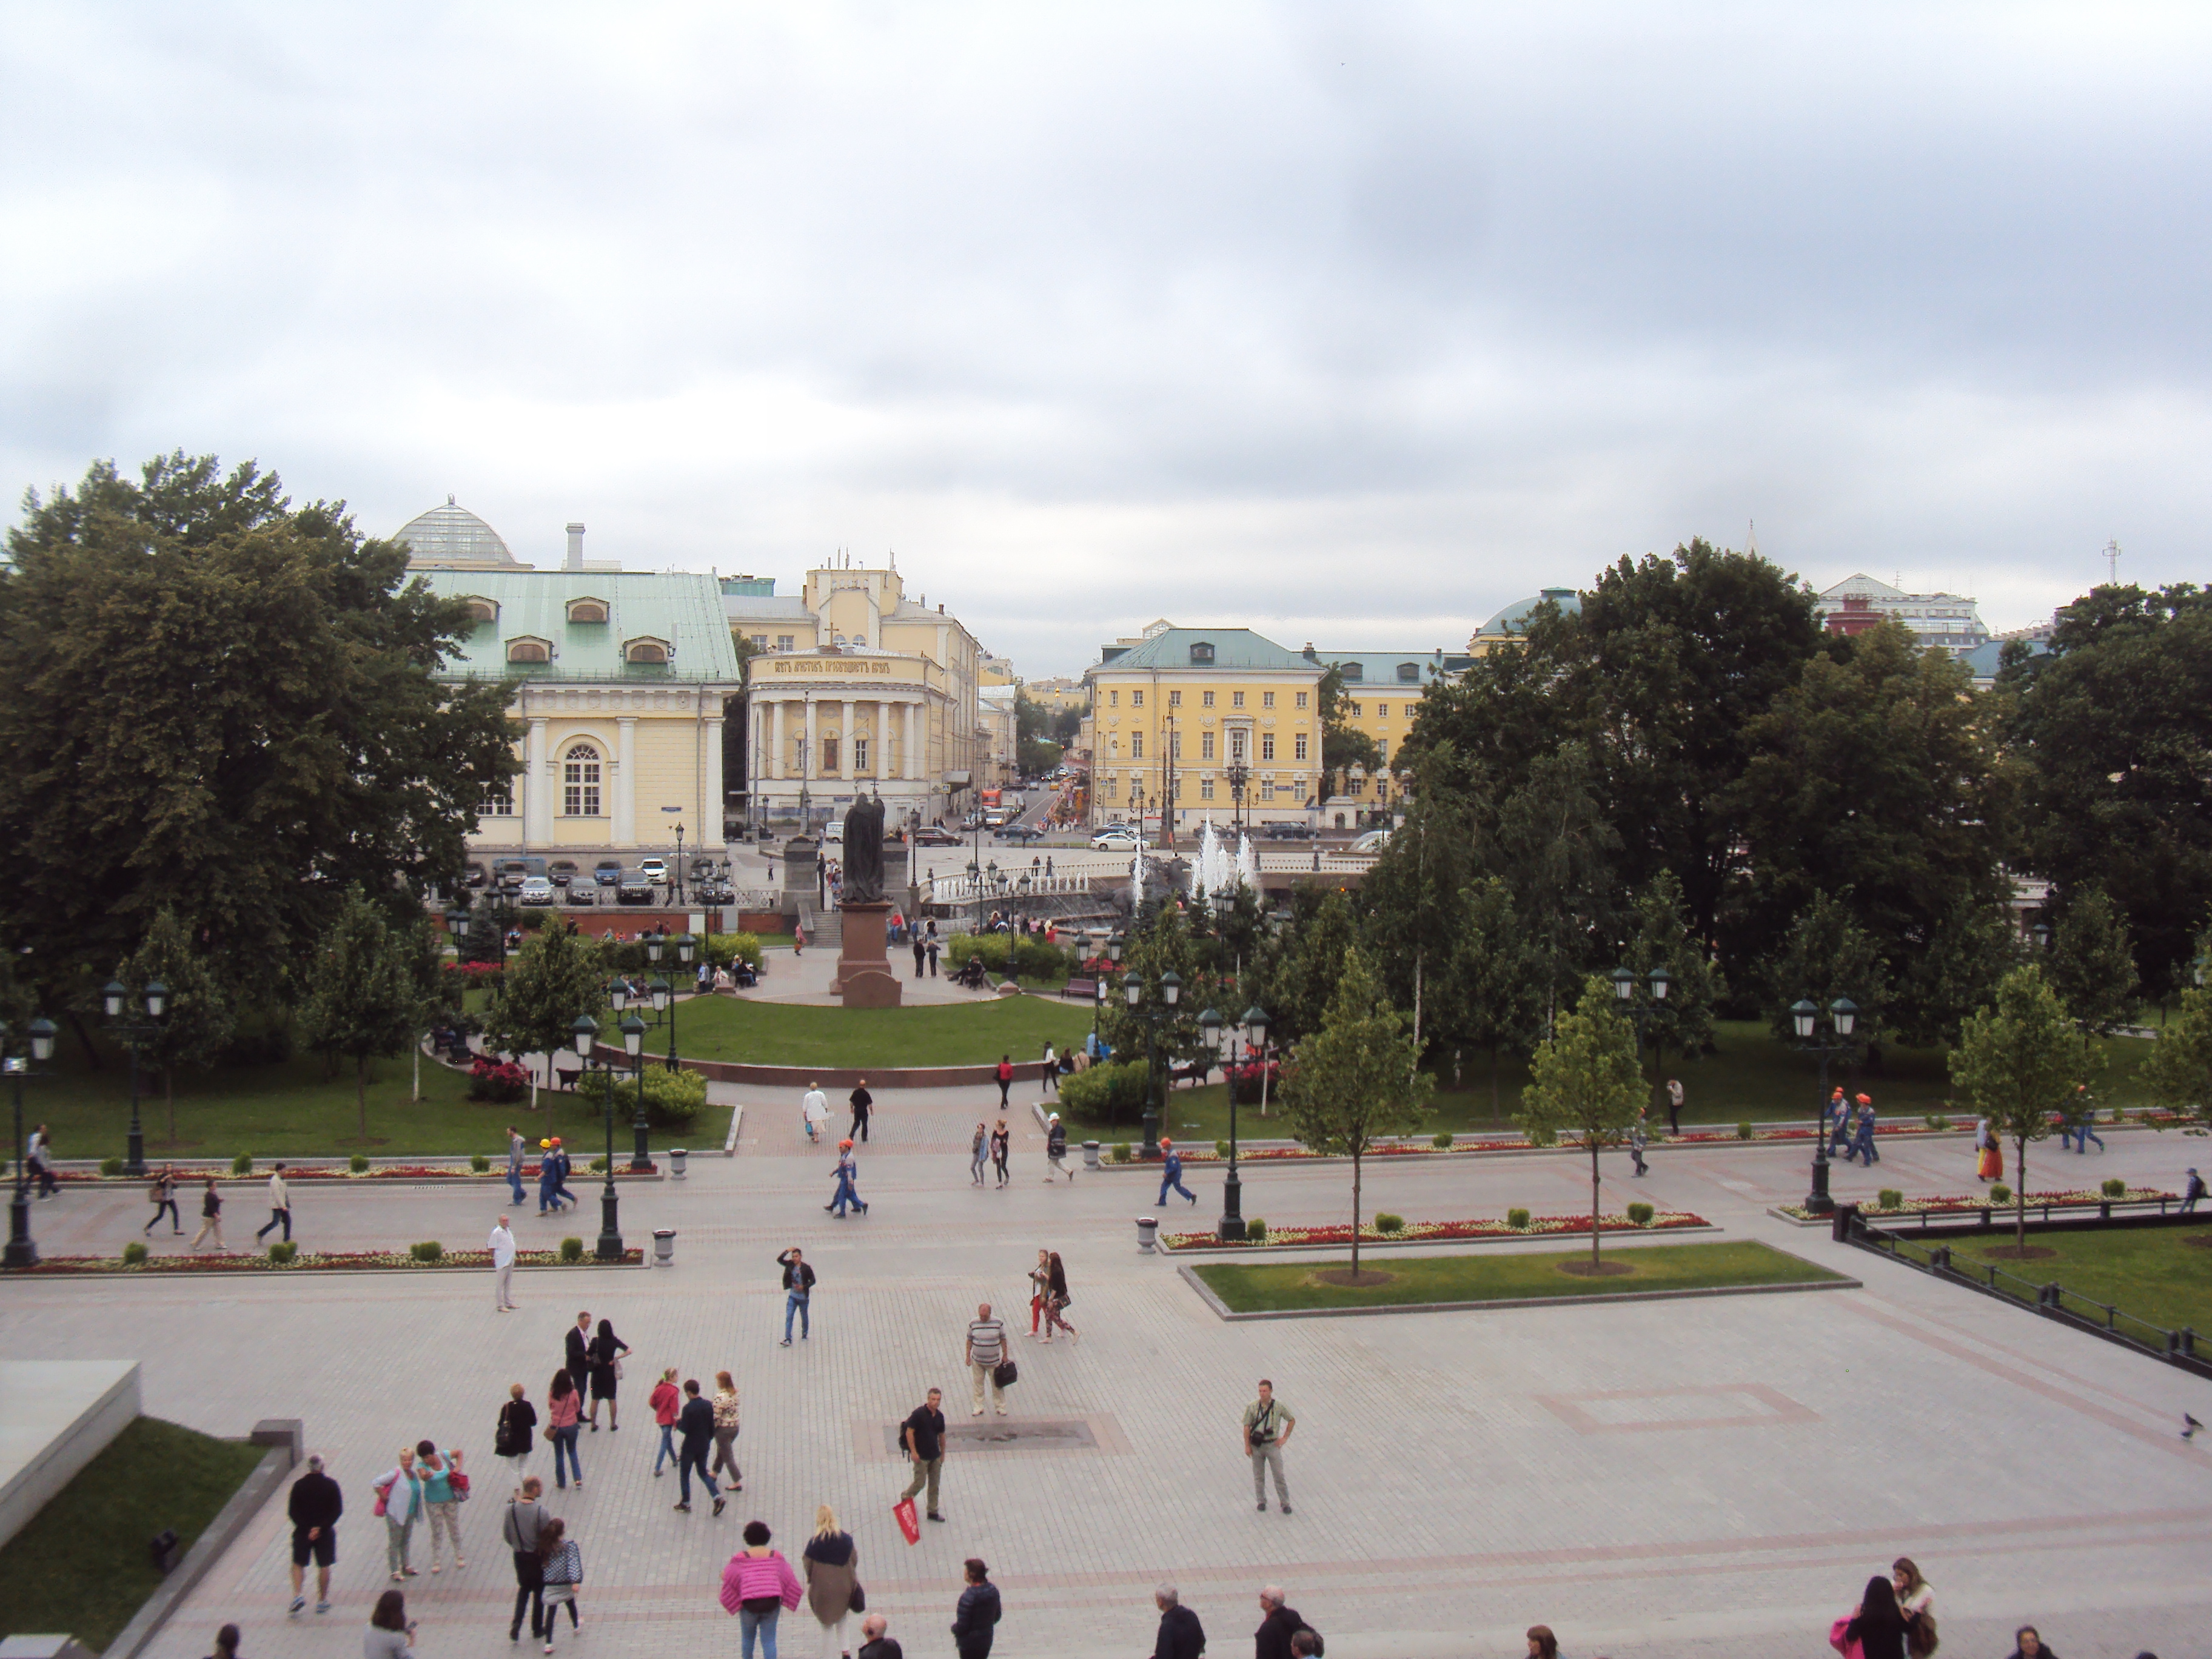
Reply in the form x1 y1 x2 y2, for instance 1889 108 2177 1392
2102 539 2122 585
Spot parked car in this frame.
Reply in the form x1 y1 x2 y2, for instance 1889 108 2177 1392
547 860 578 888
566 883 597 907
1091 828 1142 851
491 858 531 891
617 870 655 904
695 877 735 904
463 862 489 888
638 857 671 886
994 823 1045 843
912 826 960 847
820 822 843 844
594 859 624 886
517 877 558 907
1263 821 1315 840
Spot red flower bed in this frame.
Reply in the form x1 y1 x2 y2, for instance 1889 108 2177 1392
13 1247 643 1275
1162 1211 1708 1250
1777 1186 2176 1221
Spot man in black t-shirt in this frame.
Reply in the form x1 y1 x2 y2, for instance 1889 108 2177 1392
850 1081 873 1142
899 1387 948 1521
286 1453 342 1616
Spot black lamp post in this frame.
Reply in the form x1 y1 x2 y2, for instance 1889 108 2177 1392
1122 967 1181 1159
4 1016 58 1269
1225 760 1249 837
101 978 169 1178
1199 1003 1268 1241
643 931 697 1074
572 1011 646 1261
674 822 687 905
1609 964 1674 1125
1790 996 1858 1215
605 976 660 1171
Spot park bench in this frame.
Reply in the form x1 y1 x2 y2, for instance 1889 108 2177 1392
1061 976 1099 1001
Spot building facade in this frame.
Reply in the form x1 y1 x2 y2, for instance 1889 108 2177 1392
1315 647 1470 825
1815 575 1988 652
724 561 989 830
1469 588 1582 657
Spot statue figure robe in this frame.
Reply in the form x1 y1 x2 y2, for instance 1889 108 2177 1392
842 794 887 903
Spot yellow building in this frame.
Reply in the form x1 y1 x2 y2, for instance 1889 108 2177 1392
724 561 989 829
1022 675 1090 716
1314 647 1472 827
1084 626 1324 834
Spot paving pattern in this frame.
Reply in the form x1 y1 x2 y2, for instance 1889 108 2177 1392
8 1104 2210 1658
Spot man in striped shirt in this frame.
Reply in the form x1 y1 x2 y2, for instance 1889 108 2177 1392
965 1304 1009 1418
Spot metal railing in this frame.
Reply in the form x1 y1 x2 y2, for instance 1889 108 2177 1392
928 872 1099 904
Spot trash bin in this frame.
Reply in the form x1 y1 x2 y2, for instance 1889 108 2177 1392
1135 1215 1159 1253
652 1228 677 1267
670 1148 688 1179
1082 1140 1101 1170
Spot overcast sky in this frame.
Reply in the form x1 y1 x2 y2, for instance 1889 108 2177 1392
4 4 2206 675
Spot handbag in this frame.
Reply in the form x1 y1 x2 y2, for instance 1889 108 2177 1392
993 1359 1018 1389
373 1479 394 1519
1828 1614 1863 1659
1908 1609 1939 1657
449 1468 471 1503
892 1496 920 1546
612 1357 624 1381
849 1582 867 1614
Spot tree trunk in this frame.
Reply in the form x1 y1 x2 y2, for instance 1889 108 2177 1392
2015 1133 2028 1249
1590 1141 1602 1265
412 1037 421 1103
67 1010 103 1070
357 1054 369 1141
1350 1148 1363 1278
164 1067 176 1142
1410 950 1423 1068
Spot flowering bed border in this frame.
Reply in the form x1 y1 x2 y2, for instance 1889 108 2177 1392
1160 1212 1710 1252
1774 1187 2176 1223
45 1162 660 1186
10 1247 644 1276
1086 1122 1983 1165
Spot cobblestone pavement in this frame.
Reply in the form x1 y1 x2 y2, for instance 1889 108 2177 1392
8 1109 2210 1658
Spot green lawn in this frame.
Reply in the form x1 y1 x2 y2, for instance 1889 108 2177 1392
669 993 1094 1068
1951 1225 2212 1336
1193 1238 1845 1312
1068 1021 2159 1143
0 1416 266 1651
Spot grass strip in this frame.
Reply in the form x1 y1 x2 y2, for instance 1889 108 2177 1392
669 993 1093 1067
1948 1226 2212 1336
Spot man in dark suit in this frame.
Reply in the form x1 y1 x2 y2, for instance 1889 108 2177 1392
565 1312 592 1398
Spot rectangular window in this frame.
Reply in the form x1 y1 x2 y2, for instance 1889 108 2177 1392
477 783 515 818
1262 779 1275 800
1229 729 1246 762
776 635 794 652
563 752 601 817
1262 691 1275 708
1202 690 1215 708
1131 690 1144 708
1201 731 1216 760
1131 732 1144 760
1109 690 1119 707
822 737 840 773
1105 775 1119 800
1232 690 1245 708
1296 691 1309 709
1295 733 1309 761
750 634 768 651
853 738 868 771
1350 702 1362 718
1377 703 1388 718
1376 739 1389 765
1261 734 1275 761
1172 774 1184 800
1170 731 1182 760
1168 689 1181 708
1200 776 1215 800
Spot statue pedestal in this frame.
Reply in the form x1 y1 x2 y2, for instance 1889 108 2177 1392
830 901 902 1008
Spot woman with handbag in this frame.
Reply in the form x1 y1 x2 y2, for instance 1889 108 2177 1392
1041 1252 1078 1344
1892 1558 1936 1656
370 1446 427 1581
536 1517 584 1652
585 1319 630 1432
1976 1119 2004 1183
417 1440 466 1574
497 1382 538 1485
802 1503 860 1659
546 1372 584 1490
1832 1572 1909 1659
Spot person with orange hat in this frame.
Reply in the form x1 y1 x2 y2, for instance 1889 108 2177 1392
536 1139 561 1216
1156 1139 1196 1207
828 1139 867 1218
1823 1087 1851 1159
1848 1094 1879 1166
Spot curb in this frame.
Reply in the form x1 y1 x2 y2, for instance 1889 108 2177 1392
1164 1224 1721 1257
1176 1261 1863 1321
724 1103 744 1157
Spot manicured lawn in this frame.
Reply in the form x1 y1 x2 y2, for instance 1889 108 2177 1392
1193 1238 1845 1312
0 1415 266 1651
671 993 1094 1068
1951 1225 2212 1336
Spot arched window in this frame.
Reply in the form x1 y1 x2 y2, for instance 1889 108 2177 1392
463 597 498 624
624 637 669 664
506 638 550 663
566 597 609 625
563 743 602 816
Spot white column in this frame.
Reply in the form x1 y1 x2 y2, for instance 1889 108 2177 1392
905 700 920 779
704 712 725 849
874 700 888 782
805 699 818 785
614 716 637 846
769 700 785 781
523 716 549 848
842 699 856 780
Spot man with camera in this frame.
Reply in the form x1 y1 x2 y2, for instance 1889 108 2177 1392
1239 1378 1295 1514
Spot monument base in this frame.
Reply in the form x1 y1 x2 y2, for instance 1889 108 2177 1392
830 901 903 1008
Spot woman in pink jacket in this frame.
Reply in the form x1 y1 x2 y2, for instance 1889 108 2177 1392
719 1520 804 1659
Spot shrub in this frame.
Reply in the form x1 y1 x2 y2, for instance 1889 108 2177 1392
1925 1113 1950 1130
1215 1139 1230 1159
1877 1188 1904 1210
704 932 764 970
1433 1132 1455 1150
1244 1217 1266 1239
1626 1201 1655 1226
588 1156 608 1173
468 1055 531 1104
944 932 1074 982
1374 1213 1404 1234
122 1241 149 1265
267 1241 298 1264
99 1156 123 1177
1736 1121 1754 1140
1989 1182 2011 1205
560 1236 585 1262
1110 1142 1131 1164
2102 1177 2127 1199
470 1153 490 1173
409 1240 443 1262
231 1151 253 1176
1059 1059 1151 1124
1507 1207 1531 1230
577 1063 706 1131
1224 1056 1284 1105
350 1153 370 1173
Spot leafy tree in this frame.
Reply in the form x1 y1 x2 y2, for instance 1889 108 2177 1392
1277 949 1432 1276
1516 974 1646 1267
1760 891 1893 1054
1950 965 2096 1248
483 918 609 1114
1433 876 1547 1119
1486 742 1620 1035
1893 894 2024 1050
0 452 520 1004
2139 984 2212 1138
1620 870 1724 1107
119 908 236 1141
2043 888 2141 1036
1252 886 1360 1051
1358 743 1476 1056
298 887 427 1140
1315 664 1380 812
2003 583 2212 1002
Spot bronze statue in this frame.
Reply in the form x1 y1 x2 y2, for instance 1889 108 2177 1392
841 793 887 902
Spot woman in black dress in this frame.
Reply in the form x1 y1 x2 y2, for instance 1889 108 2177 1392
585 1318 631 1431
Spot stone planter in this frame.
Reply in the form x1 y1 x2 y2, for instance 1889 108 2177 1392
653 1228 677 1266
670 1148 688 1179
1135 1215 1159 1253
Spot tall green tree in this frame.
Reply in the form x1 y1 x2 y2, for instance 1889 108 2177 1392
1253 886 1361 1051
1950 965 2096 1248
1516 975 1646 1267
0 453 520 1003
298 887 427 1140
1315 663 1380 813
1620 870 1724 1110
2043 888 2141 1037
1433 876 1548 1119
2139 984 2212 1138
483 918 609 1114
1277 949 1432 1276
1358 743 1476 1056
1894 894 2024 1049
2003 583 2212 1002
1486 742 1620 1035
1761 891 1893 1054
118 908 236 1141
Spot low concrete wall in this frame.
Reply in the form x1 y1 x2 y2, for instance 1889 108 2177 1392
0 1361 141 1553
685 1058 1050 1090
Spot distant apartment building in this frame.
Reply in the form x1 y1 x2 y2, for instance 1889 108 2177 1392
1815 575 1989 652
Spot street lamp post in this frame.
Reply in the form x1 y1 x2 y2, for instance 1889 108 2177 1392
3 1016 58 1269
101 979 169 1178
572 1011 646 1261
674 822 687 906
1608 965 1674 1124
1789 996 1858 1215
643 931 697 1076
1199 1004 1268 1241
1122 967 1181 1160
1224 760 1248 837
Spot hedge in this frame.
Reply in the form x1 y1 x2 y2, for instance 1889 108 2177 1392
1058 1058 1151 1122
943 933 1074 981
576 1064 708 1131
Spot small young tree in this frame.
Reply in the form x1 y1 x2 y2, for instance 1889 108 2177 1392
119 907 236 1141
1277 950 1433 1278
2139 983 2212 1138
483 917 608 1113
2044 888 2141 1036
1951 965 2096 1250
298 888 426 1141
1516 976 1644 1269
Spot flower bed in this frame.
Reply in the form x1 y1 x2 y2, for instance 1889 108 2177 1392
1774 1187 2176 1222
1160 1211 1709 1251
1115 1122 1963 1164
47 1162 657 1185
12 1247 643 1275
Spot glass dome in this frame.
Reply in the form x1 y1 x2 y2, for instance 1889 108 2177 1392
395 496 518 567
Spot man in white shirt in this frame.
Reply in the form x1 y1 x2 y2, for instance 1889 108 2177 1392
802 1084 830 1144
255 1164 292 1244
489 1215 518 1312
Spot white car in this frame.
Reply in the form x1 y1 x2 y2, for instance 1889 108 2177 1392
517 877 558 907
1091 828 1142 851
819 822 843 844
638 857 671 885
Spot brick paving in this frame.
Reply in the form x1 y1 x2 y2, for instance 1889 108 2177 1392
7 1105 2209 1657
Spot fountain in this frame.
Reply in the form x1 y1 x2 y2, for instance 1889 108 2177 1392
1185 818 1254 902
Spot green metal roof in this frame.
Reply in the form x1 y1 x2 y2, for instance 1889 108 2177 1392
1321 648 1472 686
1093 627 1315 672
420 569 743 684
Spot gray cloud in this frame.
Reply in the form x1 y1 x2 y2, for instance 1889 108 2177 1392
4 2 2206 674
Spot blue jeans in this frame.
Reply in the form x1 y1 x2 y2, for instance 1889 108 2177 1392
508 1164 526 1202
653 1423 675 1473
1854 1131 1878 1164
785 1291 810 1339
1158 1173 1195 1203
678 1444 718 1506
549 1425 581 1487
2080 1123 2105 1151
831 1176 863 1216
739 1605 780 1659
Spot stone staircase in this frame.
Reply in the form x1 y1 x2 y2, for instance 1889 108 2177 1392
799 899 843 950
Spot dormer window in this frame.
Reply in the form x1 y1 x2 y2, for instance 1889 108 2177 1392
462 597 498 625
566 597 609 625
1339 662 1363 681
1188 642 1215 665
624 636 671 665
506 636 552 664
1396 662 1421 682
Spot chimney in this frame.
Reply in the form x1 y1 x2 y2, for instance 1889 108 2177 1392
565 523 586 571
